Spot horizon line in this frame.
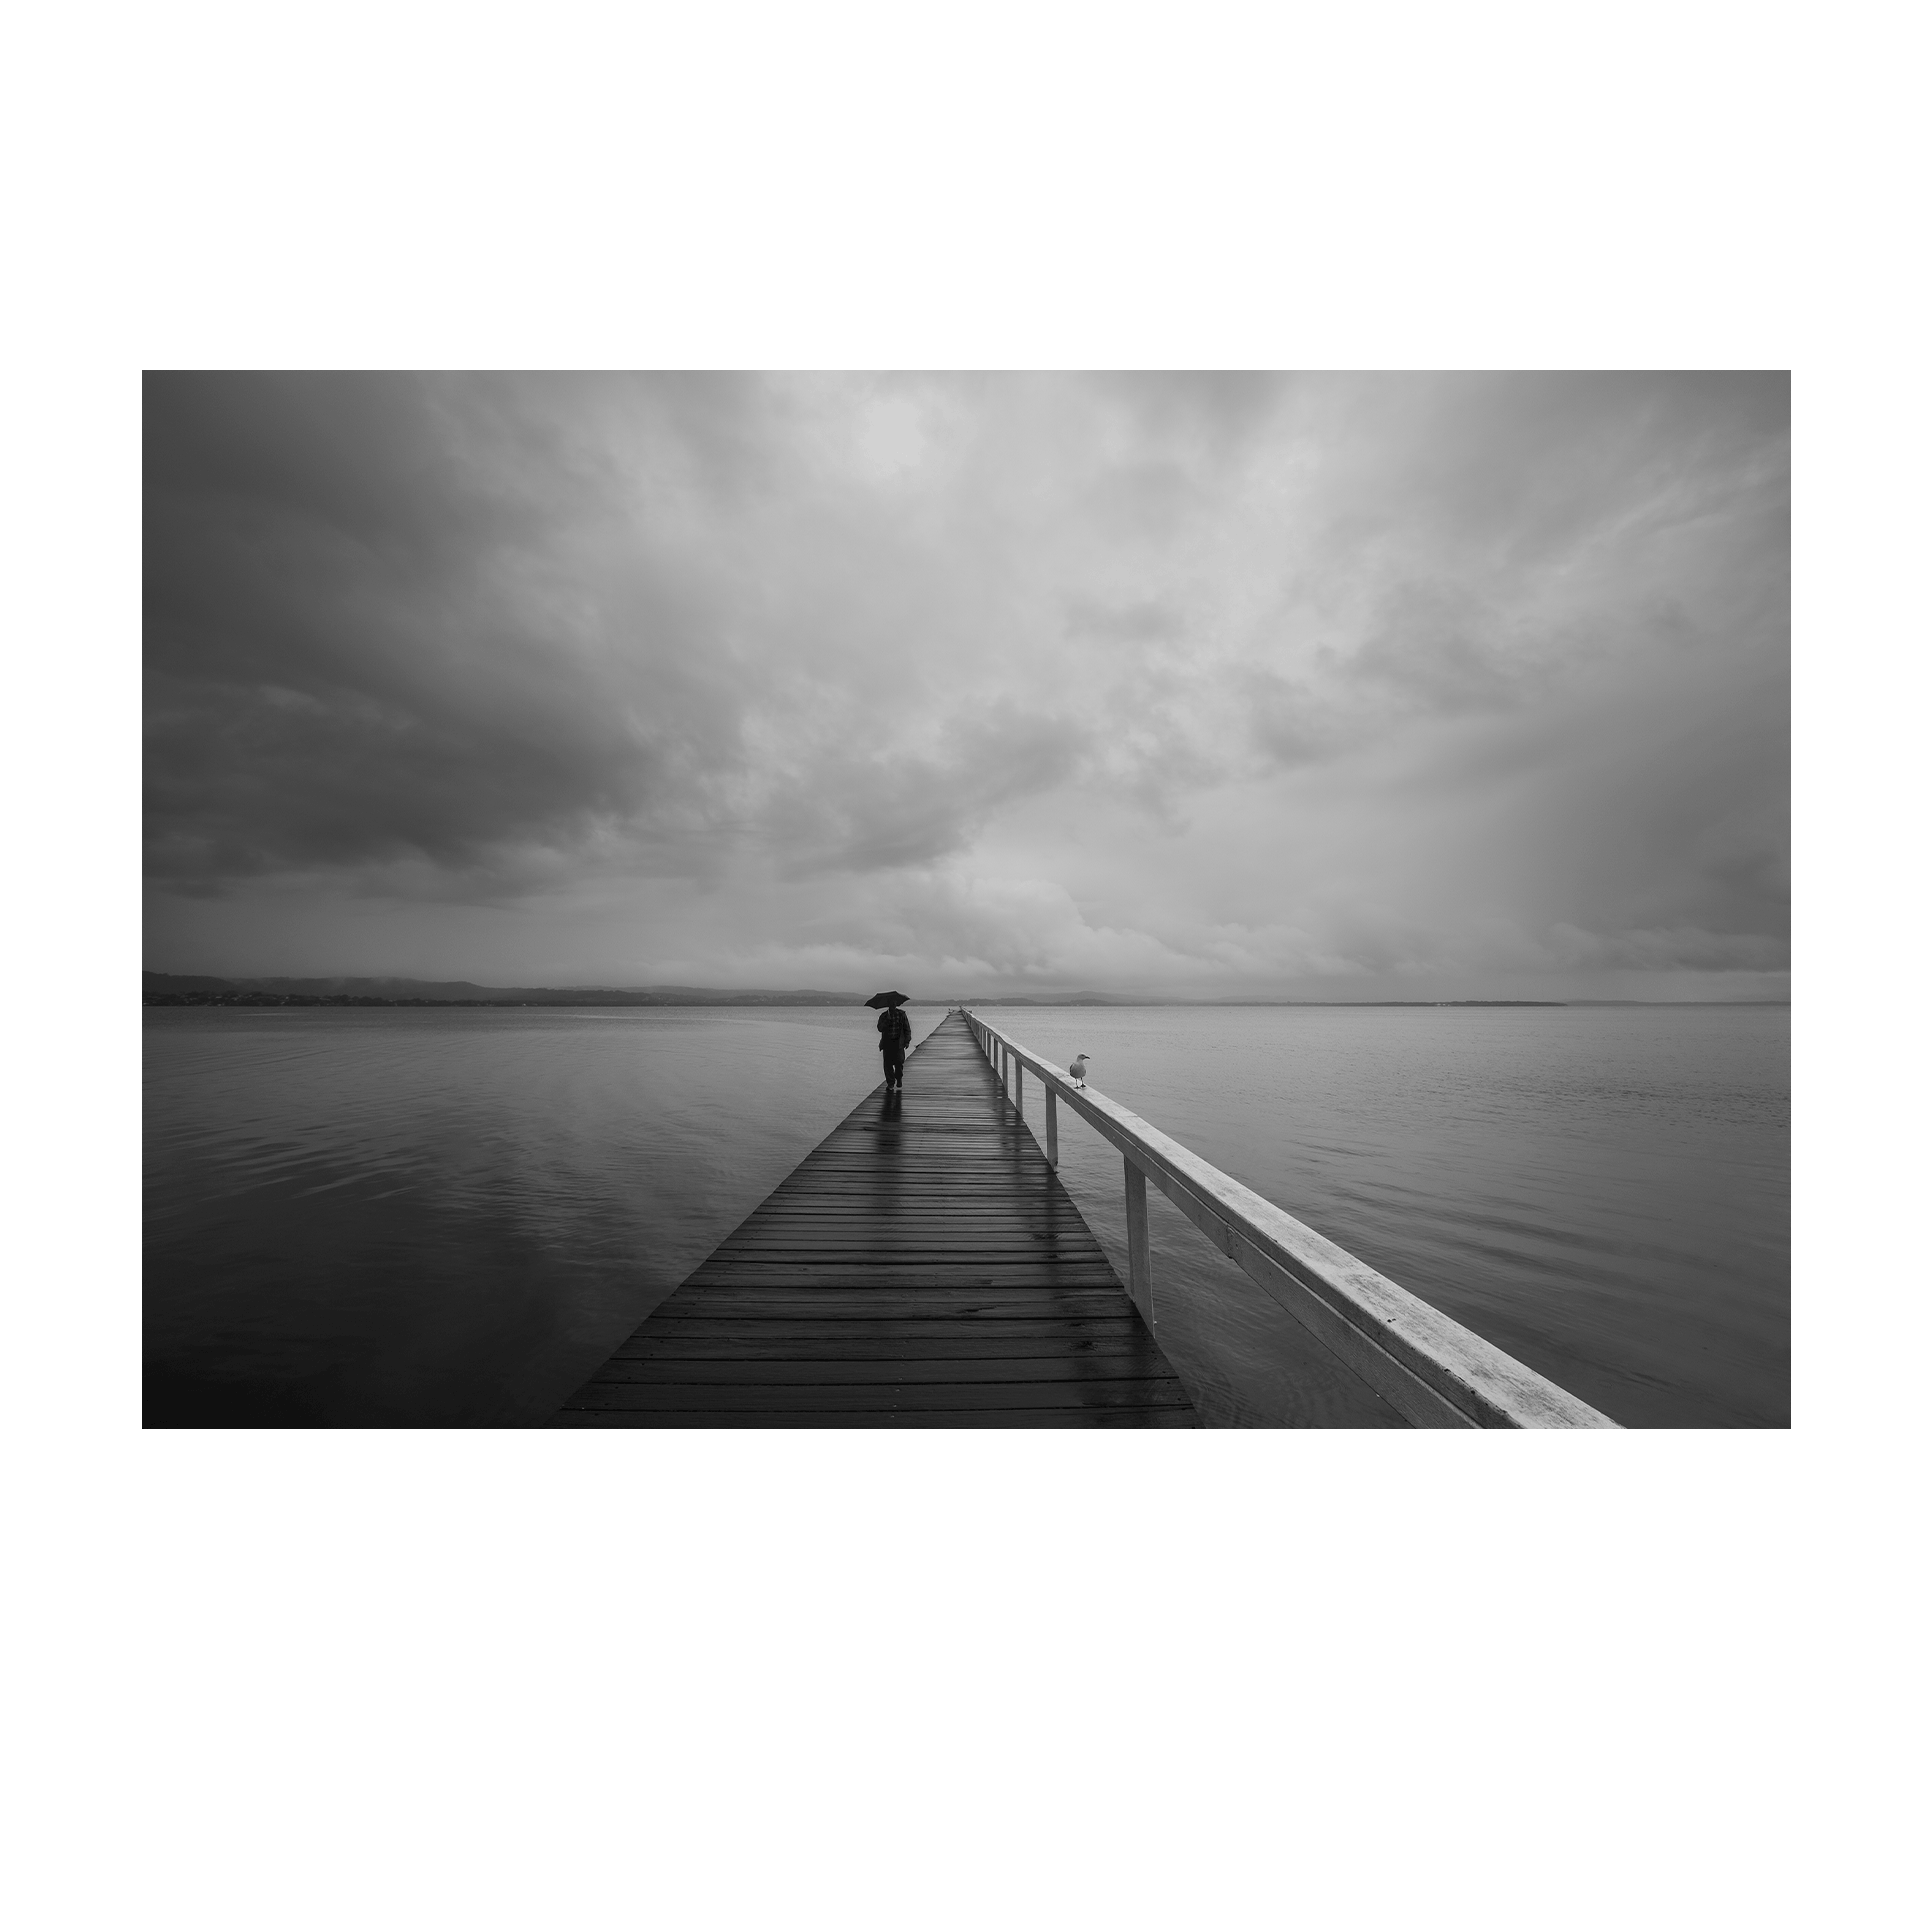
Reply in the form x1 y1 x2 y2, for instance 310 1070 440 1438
143 970 1789 1008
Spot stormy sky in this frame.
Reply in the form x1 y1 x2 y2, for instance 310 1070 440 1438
145 371 1788 998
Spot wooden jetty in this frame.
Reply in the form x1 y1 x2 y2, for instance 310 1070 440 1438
553 1012 1199 1426
555 1009 1616 1429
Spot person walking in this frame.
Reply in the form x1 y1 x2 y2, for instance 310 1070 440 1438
870 992 912 1091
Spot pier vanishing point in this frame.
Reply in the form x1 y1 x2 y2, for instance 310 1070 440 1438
554 1011 1615 1428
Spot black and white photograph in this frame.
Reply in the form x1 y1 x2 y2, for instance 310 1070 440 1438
21 8 1910 1917
144 370 1788 1430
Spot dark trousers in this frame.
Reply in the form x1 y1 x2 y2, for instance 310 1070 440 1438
882 1046 906 1088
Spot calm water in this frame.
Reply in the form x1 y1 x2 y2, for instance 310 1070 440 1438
144 1003 1788 1427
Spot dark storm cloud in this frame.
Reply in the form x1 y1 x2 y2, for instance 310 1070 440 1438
145 372 1788 995
145 373 746 886
766 702 1091 875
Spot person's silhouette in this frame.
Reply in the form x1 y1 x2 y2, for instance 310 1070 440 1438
877 1001 912 1090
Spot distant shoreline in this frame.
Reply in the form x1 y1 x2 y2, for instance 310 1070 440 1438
143 973 1784 1011
143 997 1788 1010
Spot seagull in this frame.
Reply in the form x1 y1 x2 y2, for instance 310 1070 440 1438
1068 1053 1090 1089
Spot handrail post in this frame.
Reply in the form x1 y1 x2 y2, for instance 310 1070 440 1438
1044 1086 1058 1165
1013 1056 1023 1117
1124 1156 1152 1323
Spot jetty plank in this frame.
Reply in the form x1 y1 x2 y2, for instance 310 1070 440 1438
552 1011 1200 1427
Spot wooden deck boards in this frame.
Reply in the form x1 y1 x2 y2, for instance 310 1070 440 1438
551 1011 1200 1427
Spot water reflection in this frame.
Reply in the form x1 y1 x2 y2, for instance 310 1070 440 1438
146 1002 1788 1428
146 1007 888 1425
991 1004 1788 1428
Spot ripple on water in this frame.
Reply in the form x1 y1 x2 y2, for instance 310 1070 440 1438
144 1001 1788 1428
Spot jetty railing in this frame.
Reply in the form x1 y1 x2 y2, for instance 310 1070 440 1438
960 1011 1615 1429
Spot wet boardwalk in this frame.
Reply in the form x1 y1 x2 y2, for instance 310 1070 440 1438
552 1012 1199 1426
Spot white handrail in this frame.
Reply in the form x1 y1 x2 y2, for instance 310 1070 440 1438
960 1010 1615 1430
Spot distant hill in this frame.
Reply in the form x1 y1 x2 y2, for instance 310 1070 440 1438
151 975 1763 1010
143 972 864 1006
146 973 499 998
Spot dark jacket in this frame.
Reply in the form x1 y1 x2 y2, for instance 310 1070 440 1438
876 1007 912 1052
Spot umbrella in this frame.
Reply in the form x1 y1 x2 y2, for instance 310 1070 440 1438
865 990 911 1008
